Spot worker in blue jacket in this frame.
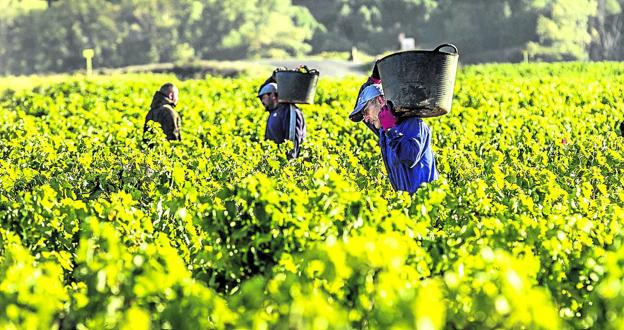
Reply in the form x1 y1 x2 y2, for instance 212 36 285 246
257 82 306 159
350 83 438 194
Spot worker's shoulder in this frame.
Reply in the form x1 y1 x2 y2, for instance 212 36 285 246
277 103 304 113
397 117 430 134
399 116 425 127
155 104 179 117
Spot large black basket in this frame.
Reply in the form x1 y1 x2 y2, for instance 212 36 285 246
376 44 459 118
275 66 319 104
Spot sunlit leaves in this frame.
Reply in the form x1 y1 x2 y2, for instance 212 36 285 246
0 63 623 328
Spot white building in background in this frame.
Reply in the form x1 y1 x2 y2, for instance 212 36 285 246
398 33 416 50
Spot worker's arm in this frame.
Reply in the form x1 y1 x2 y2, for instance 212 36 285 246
385 126 429 168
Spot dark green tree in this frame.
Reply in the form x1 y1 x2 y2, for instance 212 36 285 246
525 0 598 61
0 0 319 74
294 0 438 54
424 0 540 62
190 0 318 59
589 0 624 60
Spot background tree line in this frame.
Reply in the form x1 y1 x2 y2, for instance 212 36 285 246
1 0 623 75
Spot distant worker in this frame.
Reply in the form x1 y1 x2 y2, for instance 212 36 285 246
350 66 438 194
620 120 624 137
257 78 306 159
144 83 182 142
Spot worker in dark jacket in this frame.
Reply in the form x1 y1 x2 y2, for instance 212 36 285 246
257 82 306 159
350 83 438 194
144 83 182 142
620 120 624 137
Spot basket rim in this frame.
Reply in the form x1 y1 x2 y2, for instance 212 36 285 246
274 69 320 76
378 49 459 64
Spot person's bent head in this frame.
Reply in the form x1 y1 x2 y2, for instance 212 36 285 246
351 84 385 129
159 83 179 105
362 95 386 129
258 83 278 111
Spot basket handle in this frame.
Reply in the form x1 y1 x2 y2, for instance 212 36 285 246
433 43 459 55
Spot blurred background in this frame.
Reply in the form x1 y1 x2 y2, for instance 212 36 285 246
1 0 623 76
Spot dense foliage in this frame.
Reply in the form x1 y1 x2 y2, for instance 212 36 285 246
2 0 624 74
0 62 624 329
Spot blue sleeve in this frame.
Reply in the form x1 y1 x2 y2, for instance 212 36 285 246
286 105 305 159
293 108 305 157
296 109 305 142
385 126 428 168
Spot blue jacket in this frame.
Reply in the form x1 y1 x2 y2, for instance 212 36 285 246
378 116 438 194
265 103 306 158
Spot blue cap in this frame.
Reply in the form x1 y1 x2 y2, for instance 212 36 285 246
349 84 383 122
258 83 277 97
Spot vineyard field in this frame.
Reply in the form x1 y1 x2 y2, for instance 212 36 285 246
1 62 624 329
